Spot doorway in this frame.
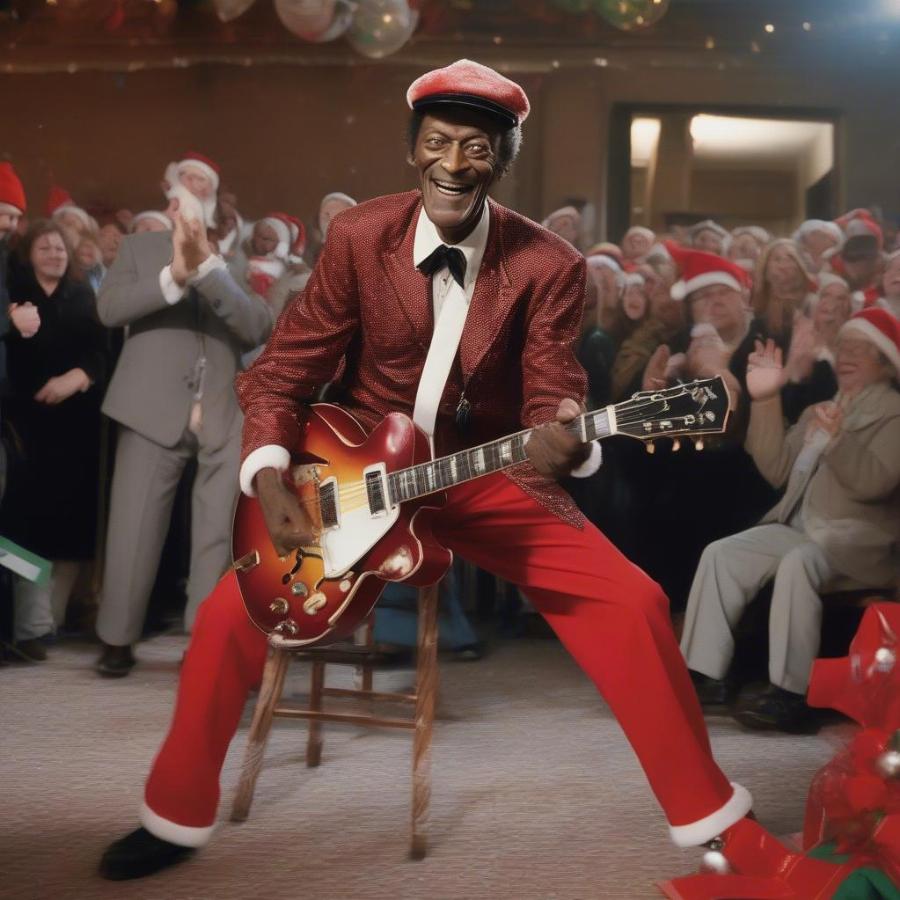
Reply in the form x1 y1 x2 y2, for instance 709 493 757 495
607 104 838 242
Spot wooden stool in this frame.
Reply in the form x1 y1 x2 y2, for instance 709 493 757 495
230 580 440 859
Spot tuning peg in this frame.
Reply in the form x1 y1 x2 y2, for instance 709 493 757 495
694 438 704 451
645 441 655 455
671 438 681 452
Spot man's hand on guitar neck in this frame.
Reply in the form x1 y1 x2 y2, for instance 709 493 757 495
525 398 591 480
255 467 317 557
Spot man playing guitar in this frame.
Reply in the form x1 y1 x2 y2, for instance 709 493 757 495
101 59 756 883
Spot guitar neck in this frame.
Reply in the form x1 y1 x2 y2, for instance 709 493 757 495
387 407 614 506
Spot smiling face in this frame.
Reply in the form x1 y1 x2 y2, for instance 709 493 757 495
835 335 894 393
410 109 503 244
689 283 746 337
179 165 214 200
622 283 648 321
31 230 69 282
623 230 653 261
765 243 806 293
729 233 761 263
693 228 724 254
813 283 852 335
97 224 122 266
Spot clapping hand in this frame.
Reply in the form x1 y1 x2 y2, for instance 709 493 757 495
746 338 786 400
171 211 212 286
9 302 41 338
642 344 671 391
784 313 817 382
812 400 843 438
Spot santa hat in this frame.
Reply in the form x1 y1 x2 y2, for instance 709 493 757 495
542 205 580 230
320 191 357 210
257 214 291 259
0 162 26 214
130 210 173 232
730 225 770 245
586 241 623 261
175 152 221 192
688 219 728 243
586 253 622 274
839 308 900 376
623 225 655 243
619 272 645 294
806 272 849 312
836 208 883 246
407 58 530 128
47 186 97 232
667 242 751 301
792 219 844 248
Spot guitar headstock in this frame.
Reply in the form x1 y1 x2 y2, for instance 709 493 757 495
613 376 732 448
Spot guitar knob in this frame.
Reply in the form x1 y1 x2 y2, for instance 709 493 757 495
291 582 308 597
269 598 289 615
671 438 681 452
694 438 704 451
273 619 299 636
645 441 655 455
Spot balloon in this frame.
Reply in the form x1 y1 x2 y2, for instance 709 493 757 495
345 0 418 59
275 0 334 38
213 0 257 23
595 0 670 31
311 0 355 42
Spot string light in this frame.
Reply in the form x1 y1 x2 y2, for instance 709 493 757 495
704 36 715 50
593 56 608 66
802 21 812 31
764 23 775 33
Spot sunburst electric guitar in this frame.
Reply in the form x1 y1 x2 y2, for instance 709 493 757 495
232 376 731 648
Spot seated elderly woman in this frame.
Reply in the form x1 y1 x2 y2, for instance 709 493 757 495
681 308 900 732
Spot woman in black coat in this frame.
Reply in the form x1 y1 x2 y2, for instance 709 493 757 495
2 219 107 659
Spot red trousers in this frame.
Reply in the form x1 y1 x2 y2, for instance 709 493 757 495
142 473 750 847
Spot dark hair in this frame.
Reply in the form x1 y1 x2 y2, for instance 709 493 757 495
406 109 522 178
16 218 71 278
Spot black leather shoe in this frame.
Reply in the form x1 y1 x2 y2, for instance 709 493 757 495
99 827 194 880
689 670 736 708
96 643 136 678
14 638 48 662
732 684 819 734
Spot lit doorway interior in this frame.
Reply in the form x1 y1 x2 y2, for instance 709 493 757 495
621 110 835 239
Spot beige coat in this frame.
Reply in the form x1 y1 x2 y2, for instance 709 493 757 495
745 381 900 587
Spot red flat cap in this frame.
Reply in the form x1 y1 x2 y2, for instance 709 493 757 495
406 58 530 128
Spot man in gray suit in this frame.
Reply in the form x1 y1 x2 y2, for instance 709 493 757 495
94 204 273 676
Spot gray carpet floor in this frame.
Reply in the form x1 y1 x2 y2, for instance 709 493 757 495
2 633 842 900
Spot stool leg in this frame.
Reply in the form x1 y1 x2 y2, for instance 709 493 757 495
306 659 325 767
230 647 290 823
410 581 439 860
361 619 374 694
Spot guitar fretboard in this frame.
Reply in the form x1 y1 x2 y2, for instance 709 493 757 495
387 408 613 505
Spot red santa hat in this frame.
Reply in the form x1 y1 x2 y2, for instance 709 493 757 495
586 241 623 261
407 58 530 128
0 162 26 214
666 242 751 301
47 185 97 232
836 208 883 250
586 252 623 274
839 307 900 376
175 152 221 192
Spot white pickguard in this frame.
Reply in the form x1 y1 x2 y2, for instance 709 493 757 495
320 501 400 578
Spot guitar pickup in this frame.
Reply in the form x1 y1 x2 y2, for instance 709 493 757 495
364 464 390 517
318 478 339 530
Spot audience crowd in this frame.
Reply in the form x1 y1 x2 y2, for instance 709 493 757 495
0 154 898 734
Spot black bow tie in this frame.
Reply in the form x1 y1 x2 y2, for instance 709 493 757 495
417 243 467 288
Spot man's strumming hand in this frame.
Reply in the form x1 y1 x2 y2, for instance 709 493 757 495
255 467 317 557
525 398 590 480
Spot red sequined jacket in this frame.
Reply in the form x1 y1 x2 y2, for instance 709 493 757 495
235 189 588 528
